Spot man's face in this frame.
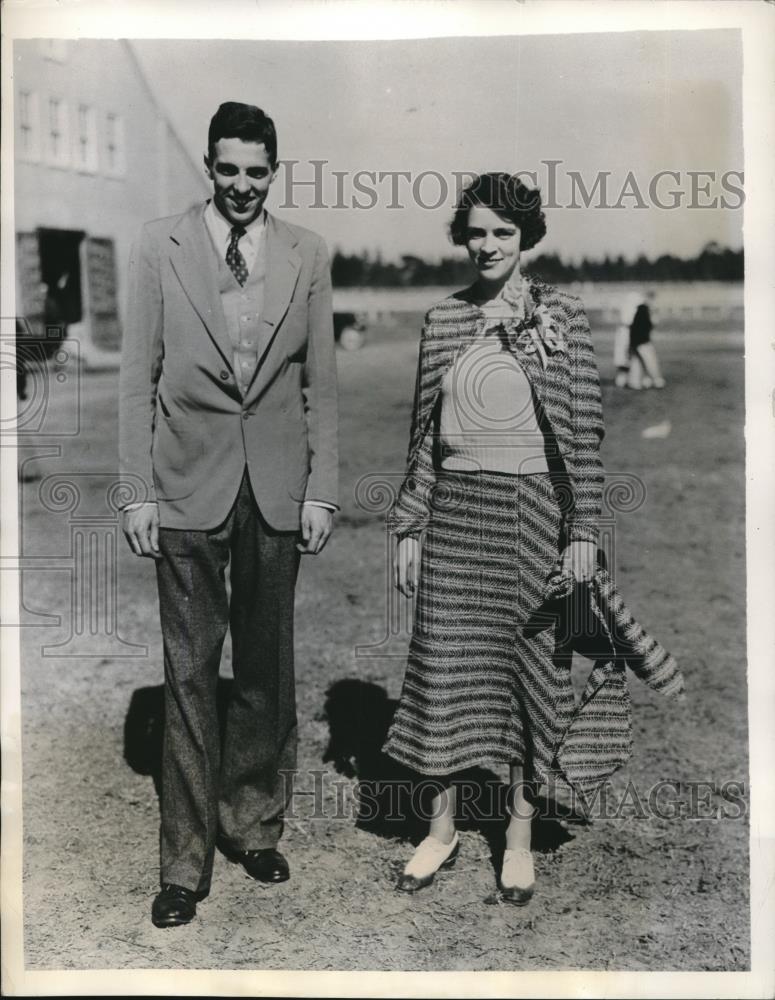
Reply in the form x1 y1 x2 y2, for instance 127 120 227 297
204 137 276 227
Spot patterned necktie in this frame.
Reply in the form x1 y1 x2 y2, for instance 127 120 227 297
226 225 248 286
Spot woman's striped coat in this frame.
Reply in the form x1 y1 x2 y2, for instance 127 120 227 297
384 281 682 788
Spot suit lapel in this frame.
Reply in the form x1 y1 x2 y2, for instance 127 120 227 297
261 213 302 333
243 213 302 404
168 204 233 367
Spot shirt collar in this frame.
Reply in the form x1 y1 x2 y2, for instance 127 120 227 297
204 198 266 250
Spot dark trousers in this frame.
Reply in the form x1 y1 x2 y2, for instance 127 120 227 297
155 473 300 893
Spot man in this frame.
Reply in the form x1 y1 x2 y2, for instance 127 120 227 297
119 103 338 928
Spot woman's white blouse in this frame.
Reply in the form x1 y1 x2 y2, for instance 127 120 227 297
439 326 550 475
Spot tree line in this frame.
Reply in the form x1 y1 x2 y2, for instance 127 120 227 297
331 241 743 287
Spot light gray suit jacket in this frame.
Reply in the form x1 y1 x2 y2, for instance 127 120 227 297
119 204 338 531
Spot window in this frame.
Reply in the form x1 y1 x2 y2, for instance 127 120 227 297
18 89 40 162
39 39 68 62
46 96 70 167
104 112 126 177
75 103 98 173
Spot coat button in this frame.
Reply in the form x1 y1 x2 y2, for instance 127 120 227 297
219 370 229 380
242 411 250 420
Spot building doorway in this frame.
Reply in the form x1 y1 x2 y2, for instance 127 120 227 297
37 227 84 333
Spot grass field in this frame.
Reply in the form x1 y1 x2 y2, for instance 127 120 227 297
16 311 748 971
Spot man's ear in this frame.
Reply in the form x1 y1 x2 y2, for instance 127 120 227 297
203 153 213 180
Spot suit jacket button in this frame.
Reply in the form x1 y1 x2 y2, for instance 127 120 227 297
220 370 229 380
242 411 250 420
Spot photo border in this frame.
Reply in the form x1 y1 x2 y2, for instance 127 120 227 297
2 2 772 996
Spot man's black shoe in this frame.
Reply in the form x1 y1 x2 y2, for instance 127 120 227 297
220 839 290 883
217 834 291 883
151 883 203 928
241 848 290 883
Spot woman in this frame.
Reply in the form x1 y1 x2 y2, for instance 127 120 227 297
626 290 666 390
383 172 605 904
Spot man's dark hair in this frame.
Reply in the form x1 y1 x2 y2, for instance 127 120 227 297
450 172 546 251
207 102 278 167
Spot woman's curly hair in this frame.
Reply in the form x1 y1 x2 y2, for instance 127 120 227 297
450 172 547 252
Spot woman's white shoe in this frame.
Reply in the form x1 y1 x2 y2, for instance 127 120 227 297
499 847 535 905
396 832 460 892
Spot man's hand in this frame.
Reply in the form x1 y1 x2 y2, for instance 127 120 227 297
122 502 162 559
297 504 334 555
560 539 597 583
393 536 420 597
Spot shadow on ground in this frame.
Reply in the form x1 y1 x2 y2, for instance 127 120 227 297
123 672 584 882
123 679 235 799
320 677 577 870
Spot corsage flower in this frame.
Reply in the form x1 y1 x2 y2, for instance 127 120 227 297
483 274 565 369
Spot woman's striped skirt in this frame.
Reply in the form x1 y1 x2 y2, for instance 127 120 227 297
384 470 576 779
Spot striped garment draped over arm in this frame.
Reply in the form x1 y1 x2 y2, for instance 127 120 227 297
562 293 605 543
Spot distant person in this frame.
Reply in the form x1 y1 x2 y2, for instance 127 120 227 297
384 172 681 906
613 290 639 387
119 102 338 928
16 272 74 483
618 288 665 390
16 318 32 402
16 274 71 402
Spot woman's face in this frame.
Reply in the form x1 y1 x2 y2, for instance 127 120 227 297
465 204 521 286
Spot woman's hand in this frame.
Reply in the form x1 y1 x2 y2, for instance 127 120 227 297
393 536 420 597
561 540 597 583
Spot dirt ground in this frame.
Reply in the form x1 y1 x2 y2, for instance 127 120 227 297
15 312 748 971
